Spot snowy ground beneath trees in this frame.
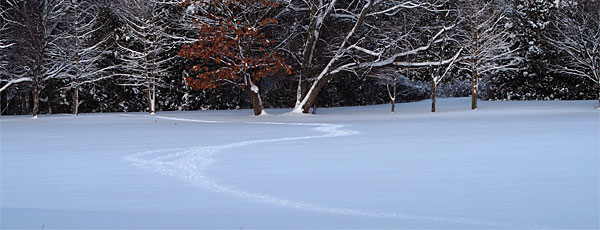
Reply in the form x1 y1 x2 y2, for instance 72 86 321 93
1 98 599 229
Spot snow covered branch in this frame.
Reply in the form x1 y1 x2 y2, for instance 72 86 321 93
0 77 32 93
357 24 456 68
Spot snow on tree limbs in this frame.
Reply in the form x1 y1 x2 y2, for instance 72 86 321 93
179 0 292 115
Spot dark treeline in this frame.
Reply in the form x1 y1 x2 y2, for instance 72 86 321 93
0 0 598 116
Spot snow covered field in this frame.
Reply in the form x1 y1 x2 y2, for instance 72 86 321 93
1 98 598 229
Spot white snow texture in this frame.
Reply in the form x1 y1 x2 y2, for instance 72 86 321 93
1 98 598 229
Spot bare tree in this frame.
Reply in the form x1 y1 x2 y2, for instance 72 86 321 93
1 0 69 118
1 4 26 96
286 0 463 113
115 0 186 114
549 1 600 107
289 0 380 114
0 7 12 115
364 7 457 113
292 0 450 113
60 0 115 115
290 0 338 109
0 7 11 73
430 46 462 112
369 68 408 113
386 70 400 113
458 0 518 110
429 11 463 112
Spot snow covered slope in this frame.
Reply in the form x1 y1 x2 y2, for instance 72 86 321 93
1 98 598 229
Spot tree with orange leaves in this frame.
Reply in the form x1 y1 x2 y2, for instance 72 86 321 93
179 0 291 116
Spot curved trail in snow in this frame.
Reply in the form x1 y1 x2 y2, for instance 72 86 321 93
123 114 545 228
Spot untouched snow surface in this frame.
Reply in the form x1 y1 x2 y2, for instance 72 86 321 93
1 98 599 229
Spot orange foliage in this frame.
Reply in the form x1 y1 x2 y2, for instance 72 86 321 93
179 0 291 91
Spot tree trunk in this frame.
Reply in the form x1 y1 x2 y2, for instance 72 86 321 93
471 71 478 110
22 92 28 115
151 83 156 114
48 96 52 114
295 76 310 107
597 81 600 109
146 87 154 114
387 80 395 113
246 84 264 116
73 84 79 115
295 1 319 106
298 0 373 114
150 3 158 115
432 79 437 113
393 79 396 113
301 80 310 103
471 0 479 111
73 1 80 116
32 84 39 118
301 74 334 113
